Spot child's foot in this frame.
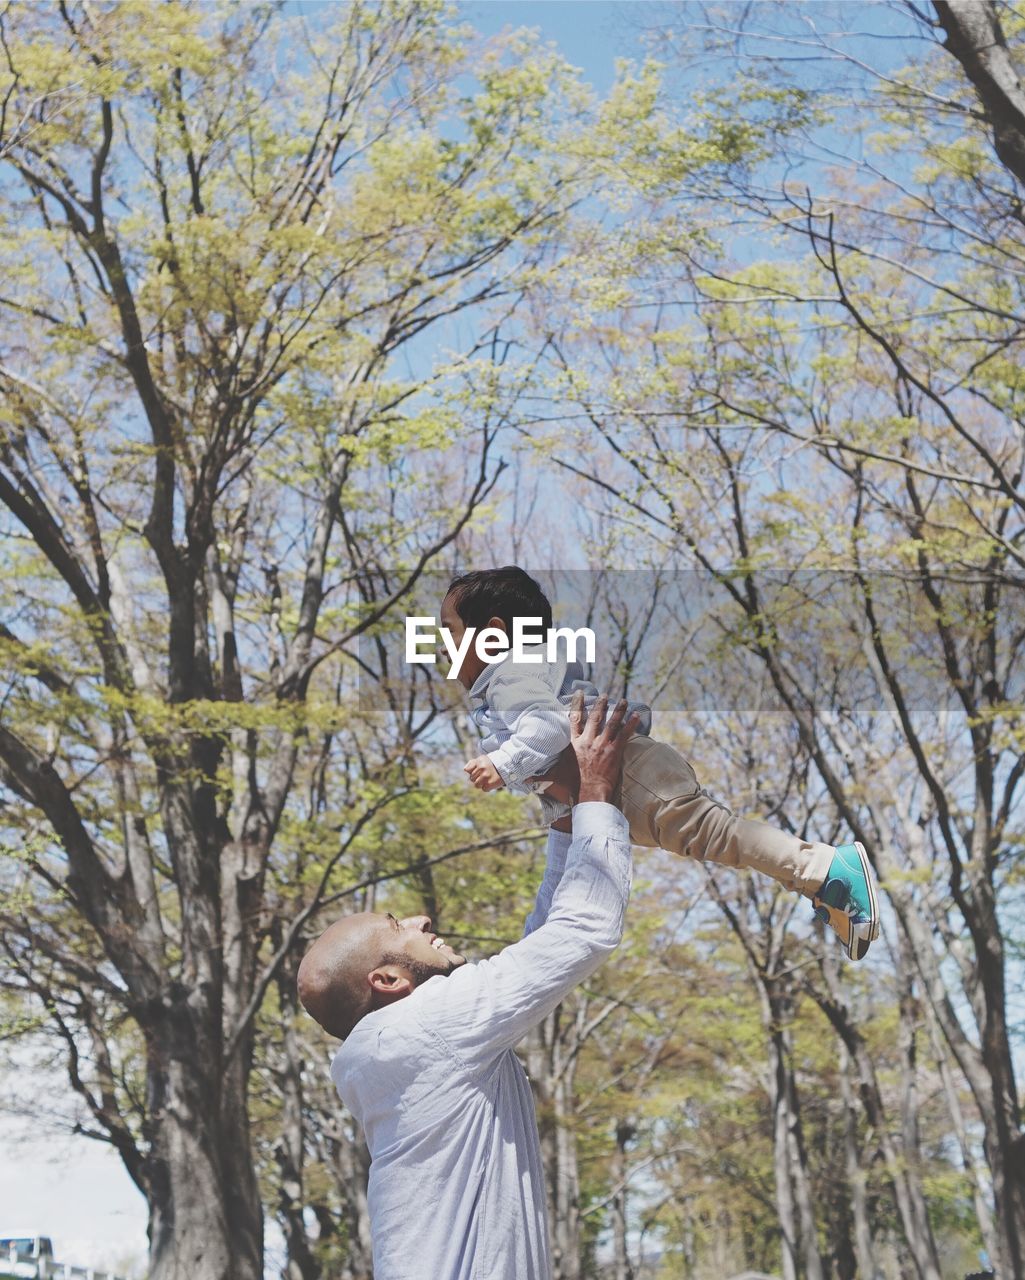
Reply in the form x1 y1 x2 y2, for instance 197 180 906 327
810 842 880 961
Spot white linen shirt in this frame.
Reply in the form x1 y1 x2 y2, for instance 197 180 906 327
331 802 632 1280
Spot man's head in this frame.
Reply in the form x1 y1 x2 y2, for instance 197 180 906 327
441 567 553 689
297 912 465 1040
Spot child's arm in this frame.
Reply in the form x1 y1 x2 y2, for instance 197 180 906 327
465 754 504 790
480 667 573 789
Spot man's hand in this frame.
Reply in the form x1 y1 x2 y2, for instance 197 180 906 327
570 691 640 806
464 754 504 791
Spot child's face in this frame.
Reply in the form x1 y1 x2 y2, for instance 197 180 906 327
440 591 502 690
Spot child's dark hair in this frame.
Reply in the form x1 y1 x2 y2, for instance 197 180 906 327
446 567 553 636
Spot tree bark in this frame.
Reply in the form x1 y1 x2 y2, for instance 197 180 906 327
933 0 1025 188
146 1019 263 1280
925 1006 999 1267
767 1004 800 1280
737 561 1025 1280
810 961 943 1280
611 1120 636 1280
526 1007 583 1280
332 1121 373 1280
710 885 821 1280
276 969 322 1280
771 988 824 1280
838 1042 879 1280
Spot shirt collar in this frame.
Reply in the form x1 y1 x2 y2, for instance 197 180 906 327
468 651 510 700
468 643 554 700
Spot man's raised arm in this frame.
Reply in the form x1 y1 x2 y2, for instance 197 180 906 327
419 695 640 1071
523 691 624 935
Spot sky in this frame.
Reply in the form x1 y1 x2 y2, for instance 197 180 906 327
0 1117 148 1277
0 2 954 1277
467 0 637 90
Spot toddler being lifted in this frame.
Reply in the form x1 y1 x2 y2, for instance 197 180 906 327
441 567 879 960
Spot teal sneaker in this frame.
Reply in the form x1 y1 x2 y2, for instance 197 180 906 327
811 842 880 961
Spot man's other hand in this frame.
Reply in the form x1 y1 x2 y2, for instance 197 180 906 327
570 691 640 806
465 755 504 791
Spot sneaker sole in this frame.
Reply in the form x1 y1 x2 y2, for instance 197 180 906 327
848 840 880 961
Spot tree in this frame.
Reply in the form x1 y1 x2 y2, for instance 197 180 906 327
506 4 1024 1266
0 3 592 1276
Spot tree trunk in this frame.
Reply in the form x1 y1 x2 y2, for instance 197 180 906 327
776 999 824 1280
765 995 801 1280
933 0 1025 188
146 1021 263 1280
838 1042 879 1280
277 971 321 1280
611 1120 635 1280
812 961 943 1280
745 614 1023 1279
527 1008 582 1280
925 1007 999 1267
895 944 945 1280
333 1122 373 1280
970 876 1025 1280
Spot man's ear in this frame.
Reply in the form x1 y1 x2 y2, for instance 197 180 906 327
487 615 508 636
368 964 413 1000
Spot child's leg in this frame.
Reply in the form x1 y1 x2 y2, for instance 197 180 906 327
617 736 833 896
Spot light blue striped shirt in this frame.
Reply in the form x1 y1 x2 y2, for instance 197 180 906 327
331 803 632 1280
468 649 651 792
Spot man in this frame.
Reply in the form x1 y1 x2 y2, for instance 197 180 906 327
297 692 639 1280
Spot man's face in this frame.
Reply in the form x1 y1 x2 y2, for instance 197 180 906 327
377 911 466 978
297 912 465 1038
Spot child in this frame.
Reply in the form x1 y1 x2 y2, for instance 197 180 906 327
440 566 879 961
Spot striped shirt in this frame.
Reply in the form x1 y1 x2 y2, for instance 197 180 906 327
468 648 651 792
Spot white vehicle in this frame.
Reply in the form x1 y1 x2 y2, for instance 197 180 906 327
0 1236 52 1279
0 1236 123 1280
0 1235 51 1279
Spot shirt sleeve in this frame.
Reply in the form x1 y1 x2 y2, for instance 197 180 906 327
416 803 631 1074
485 667 572 788
523 827 572 937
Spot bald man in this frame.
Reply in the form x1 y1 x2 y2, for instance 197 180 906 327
297 694 639 1280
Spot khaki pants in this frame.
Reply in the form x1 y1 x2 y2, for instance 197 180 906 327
614 736 834 897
